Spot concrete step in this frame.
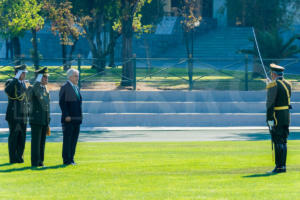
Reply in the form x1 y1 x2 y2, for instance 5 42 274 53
0 91 273 102
1 113 300 127
0 101 299 113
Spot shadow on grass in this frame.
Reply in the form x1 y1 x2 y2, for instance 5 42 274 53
243 172 278 178
0 163 14 167
220 132 300 141
0 164 67 173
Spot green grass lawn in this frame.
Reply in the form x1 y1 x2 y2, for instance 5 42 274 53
1 65 299 90
1 141 300 199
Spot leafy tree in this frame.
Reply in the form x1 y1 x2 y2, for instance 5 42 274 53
114 0 153 86
228 0 300 77
174 0 202 90
68 0 119 72
43 0 83 70
226 0 298 31
0 0 44 66
242 30 300 66
140 0 164 26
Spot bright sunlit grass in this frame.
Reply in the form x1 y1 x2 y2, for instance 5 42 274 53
1 141 300 199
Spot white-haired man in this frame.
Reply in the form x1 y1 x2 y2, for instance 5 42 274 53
59 68 82 165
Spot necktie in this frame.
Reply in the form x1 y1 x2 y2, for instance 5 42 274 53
72 85 80 99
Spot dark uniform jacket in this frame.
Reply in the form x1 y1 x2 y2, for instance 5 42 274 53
29 82 50 126
59 81 82 124
266 78 291 126
5 78 28 124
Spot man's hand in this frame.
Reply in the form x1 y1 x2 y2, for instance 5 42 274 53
65 116 71 122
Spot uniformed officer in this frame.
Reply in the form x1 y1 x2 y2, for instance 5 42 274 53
29 67 50 167
5 64 28 164
266 63 292 173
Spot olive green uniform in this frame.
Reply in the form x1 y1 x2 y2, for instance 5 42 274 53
266 78 291 170
29 82 50 167
5 78 28 163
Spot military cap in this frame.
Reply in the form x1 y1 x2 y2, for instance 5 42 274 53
14 64 28 72
35 67 49 76
270 63 285 72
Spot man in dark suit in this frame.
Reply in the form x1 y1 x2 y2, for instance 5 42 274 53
5 64 28 164
59 68 82 165
267 63 292 173
29 67 50 167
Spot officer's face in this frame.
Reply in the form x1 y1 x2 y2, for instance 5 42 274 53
19 72 26 81
271 72 277 80
41 75 48 85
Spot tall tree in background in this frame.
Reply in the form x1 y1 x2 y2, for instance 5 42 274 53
177 0 202 90
116 0 153 86
0 0 44 66
226 0 297 31
70 0 120 72
228 0 300 77
43 0 82 70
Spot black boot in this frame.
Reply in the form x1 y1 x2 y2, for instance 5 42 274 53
280 143 287 172
270 144 282 173
275 144 281 169
273 144 286 173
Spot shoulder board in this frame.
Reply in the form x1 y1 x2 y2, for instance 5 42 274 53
283 79 292 87
266 81 277 89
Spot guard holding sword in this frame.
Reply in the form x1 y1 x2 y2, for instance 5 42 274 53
266 63 292 173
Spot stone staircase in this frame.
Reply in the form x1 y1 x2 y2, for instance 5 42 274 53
158 27 253 59
0 90 299 128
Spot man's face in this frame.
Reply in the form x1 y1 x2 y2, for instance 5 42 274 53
41 75 48 85
70 71 79 85
19 72 26 81
271 72 277 80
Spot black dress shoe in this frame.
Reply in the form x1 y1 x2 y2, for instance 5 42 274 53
270 166 286 173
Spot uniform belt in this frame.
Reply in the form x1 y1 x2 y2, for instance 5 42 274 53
274 106 289 110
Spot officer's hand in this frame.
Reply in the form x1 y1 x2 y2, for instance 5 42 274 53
267 120 274 127
65 116 71 122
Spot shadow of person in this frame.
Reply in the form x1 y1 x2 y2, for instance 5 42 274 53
0 163 15 167
31 164 68 171
0 164 68 173
243 172 278 178
0 166 32 173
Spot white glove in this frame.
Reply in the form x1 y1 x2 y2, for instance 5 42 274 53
266 78 272 84
15 70 23 79
267 120 274 130
35 74 43 82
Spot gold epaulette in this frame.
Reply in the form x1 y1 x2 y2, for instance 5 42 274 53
283 79 292 87
266 81 277 89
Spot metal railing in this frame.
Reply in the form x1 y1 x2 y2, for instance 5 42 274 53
0 56 299 91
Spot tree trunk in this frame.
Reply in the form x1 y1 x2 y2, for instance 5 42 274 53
66 38 78 70
90 49 106 72
121 34 133 86
109 25 116 68
9 39 13 59
12 37 21 65
121 3 134 87
5 39 10 59
31 29 40 70
92 56 106 72
62 44 68 70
